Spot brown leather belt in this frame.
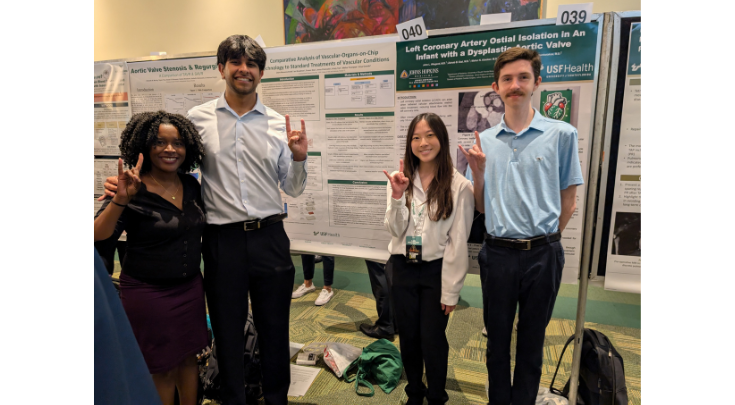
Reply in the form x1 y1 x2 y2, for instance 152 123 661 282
484 232 561 250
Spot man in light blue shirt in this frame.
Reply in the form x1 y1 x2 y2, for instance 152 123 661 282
185 35 308 405
460 47 583 405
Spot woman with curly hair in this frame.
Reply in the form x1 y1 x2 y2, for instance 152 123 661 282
94 111 206 405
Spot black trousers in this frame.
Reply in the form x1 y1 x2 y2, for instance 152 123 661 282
479 239 564 405
365 259 395 333
203 221 295 405
390 255 449 404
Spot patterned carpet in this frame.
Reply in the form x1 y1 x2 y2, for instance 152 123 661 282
282 288 641 405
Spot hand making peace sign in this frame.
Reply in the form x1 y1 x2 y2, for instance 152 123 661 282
114 153 144 204
458 131 486 176
383 159 410 200
285 114 308 162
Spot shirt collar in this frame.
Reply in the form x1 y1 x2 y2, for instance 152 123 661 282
216 92 266 118
497 108 550 137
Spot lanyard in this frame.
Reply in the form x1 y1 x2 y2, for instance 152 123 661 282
411 199 427 238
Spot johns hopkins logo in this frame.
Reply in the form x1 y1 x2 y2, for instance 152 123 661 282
400 70 409 79
543 92 568 121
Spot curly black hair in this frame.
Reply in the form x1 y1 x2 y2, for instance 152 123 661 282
119 111 204 174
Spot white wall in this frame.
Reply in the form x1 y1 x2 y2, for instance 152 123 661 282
94 0 286 61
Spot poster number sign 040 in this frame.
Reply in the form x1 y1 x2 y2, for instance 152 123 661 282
397 17 428 42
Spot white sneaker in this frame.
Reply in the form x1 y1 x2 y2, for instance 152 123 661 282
482 326 487 336
292 283 316 298
315 289 334 306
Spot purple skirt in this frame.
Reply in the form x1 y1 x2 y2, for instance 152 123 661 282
119 273 208 374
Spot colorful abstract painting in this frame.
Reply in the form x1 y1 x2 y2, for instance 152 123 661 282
284 0 541 44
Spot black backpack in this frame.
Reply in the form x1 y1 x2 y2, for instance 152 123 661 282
199 312 263 404
550 328 628 405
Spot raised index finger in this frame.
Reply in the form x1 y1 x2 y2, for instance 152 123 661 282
300 119 306 136
135 153 144 172
118 158 124 177
474 131 483 152
285 114 291 133
399 158 404 173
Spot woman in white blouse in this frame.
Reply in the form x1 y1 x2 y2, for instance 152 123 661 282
383 112 475 405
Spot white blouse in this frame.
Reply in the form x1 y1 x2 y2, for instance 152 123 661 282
384 168 475 306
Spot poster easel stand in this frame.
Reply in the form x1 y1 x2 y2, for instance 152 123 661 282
568 11 639 404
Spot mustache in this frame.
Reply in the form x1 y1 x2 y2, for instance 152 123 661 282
507 90 525 96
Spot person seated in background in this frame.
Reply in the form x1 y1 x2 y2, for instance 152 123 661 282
293 254 336 305
94 111 207 405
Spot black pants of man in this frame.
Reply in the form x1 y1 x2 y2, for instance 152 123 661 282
390 255 449 405
365 259 395 334
203 222 295 405
479 239 564 405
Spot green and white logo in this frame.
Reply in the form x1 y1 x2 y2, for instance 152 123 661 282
541 90 572 123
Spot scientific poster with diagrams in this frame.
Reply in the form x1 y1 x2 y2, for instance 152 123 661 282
127 57 225 116
604 23 641 293
396 22 601 282
94 61 131 156
261 36 398 261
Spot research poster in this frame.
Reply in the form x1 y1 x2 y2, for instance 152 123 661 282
94 158 119 196
94 62 131 156
261 36 398 261
396 22 600 282
604 23 641 293
127 57 225 116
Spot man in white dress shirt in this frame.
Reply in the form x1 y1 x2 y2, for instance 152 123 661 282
188 35 309 405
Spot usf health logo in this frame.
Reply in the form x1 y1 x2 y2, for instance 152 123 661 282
400 70 409 79
541 91 571 123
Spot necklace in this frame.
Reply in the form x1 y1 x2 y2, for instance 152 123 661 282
150 174 180 200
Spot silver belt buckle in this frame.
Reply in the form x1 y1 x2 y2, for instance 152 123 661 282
243 219 260 231
518 239 531 250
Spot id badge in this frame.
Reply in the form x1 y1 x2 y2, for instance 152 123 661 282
406 236 422 264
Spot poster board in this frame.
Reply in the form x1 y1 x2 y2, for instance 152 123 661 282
590 12 641 293
94 61 131 156
262 35 399 262
93 15 607 276
396 17 604 282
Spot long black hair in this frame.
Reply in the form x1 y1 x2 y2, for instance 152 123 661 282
403 113 454 221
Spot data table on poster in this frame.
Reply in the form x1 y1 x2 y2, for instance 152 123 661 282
324 71 395 109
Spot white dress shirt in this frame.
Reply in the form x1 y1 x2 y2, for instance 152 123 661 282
187 94 307 224
385 168 475 305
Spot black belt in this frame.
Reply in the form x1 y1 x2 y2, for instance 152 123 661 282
485 232 561 250
217 213 287 231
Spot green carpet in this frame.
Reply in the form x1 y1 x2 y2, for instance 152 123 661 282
113 253 641 404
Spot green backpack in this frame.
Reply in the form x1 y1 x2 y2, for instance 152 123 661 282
345 339 403 396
